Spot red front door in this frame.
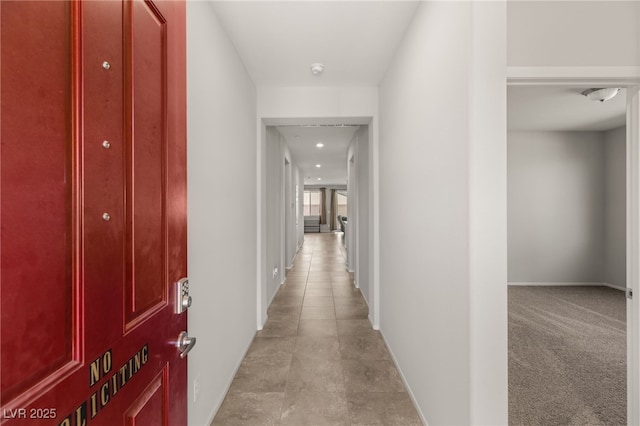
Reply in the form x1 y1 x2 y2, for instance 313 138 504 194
1 1 189 425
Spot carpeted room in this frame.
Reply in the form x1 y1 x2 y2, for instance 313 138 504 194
507 87 628 425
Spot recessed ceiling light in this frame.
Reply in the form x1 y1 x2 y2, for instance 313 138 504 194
316 143 324 148
310 63 325 76
315 164 321 168
317 178 322 181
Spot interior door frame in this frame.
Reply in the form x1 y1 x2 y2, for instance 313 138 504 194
257 117 376 330
507 66 640 425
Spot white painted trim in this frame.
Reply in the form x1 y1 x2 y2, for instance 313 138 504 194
508 282 626 291
257 120 267 330
359 288 369 307
258 115 378 332
505 71 640 425
603 283 627 292
509 281 612 287
368 314 378 331
371 116 380 330
267 281 283 309
507 66 640 86
205 333 256 425
280 145 287 290
286 245 301 270
379 331 429 426
627 85 640 426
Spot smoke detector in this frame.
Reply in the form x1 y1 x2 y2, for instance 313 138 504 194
581 88 620 102
310 63 325 76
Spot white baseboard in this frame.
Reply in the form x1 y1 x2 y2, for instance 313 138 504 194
379 331 428 426
603 282 626 292
205 334 255 426
508 281 626 291
359 289 369 308
368 314 378 331
286 245 303 271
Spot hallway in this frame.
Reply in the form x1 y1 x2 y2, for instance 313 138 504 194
211 233 422 425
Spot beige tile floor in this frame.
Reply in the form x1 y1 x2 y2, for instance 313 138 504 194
212 233 422 426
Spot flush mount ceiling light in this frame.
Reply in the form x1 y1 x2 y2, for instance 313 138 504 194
581 88 620 102
310 63 325 76
317 178 322 181
315 164 321 168
316 143 324 148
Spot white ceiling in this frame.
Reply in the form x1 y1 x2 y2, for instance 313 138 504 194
210 1 419 186
508 86 627 132
209 1 420 87
276 125 359 186
208 2 628 187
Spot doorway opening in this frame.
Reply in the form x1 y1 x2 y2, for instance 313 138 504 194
258 118 376 329
507 84 630 424
303 189 321 233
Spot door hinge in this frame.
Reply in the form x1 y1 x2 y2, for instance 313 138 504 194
626 288 633 299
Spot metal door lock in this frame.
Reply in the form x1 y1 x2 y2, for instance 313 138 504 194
176 331 196 358
175 278 192 314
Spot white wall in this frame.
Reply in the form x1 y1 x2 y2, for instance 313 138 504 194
266 127 304 299
265 126 285 300
507 1 640 67
295 167 304 250
186 2 257 425
346 144 356 274
346 127 370 304
258 87 378 120
379 2 507 424
508 131 605 283
507 129 627 288
357 127 370 304
605 126 627 289
284 161 303 266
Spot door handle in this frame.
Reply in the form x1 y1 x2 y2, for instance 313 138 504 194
176 331 196 358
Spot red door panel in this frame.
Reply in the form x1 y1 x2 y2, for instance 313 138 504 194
0 1 188 425
0 0 75 404
125 0 167 325
125 370 166 426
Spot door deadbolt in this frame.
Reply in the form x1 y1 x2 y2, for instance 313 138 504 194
175 278 192 314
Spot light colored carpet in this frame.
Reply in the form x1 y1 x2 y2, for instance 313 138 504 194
509 286 626 426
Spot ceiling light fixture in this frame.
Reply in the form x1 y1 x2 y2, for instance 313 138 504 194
317 178 322 181
310 63 325 76
316 143 324 148
581 88 620 102
315 164 321 168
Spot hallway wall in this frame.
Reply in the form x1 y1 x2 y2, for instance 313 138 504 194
346 127 370 305
265 127 303 304
266 127 285 301
186 3 258 425
379 2 507 424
